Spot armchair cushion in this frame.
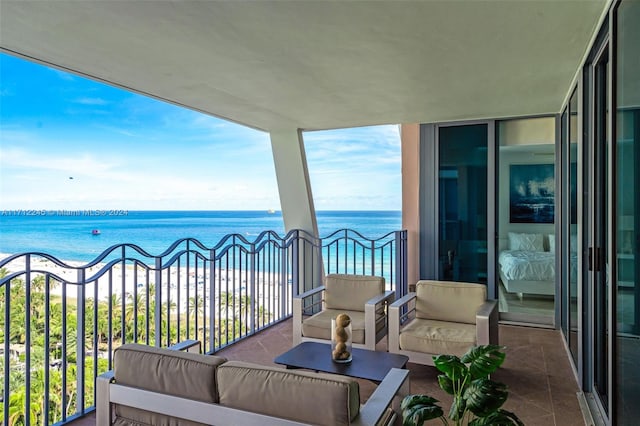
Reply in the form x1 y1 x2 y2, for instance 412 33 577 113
415 280 487 324
301 309 367 343
217 360 360 426
325 274 385 311
398 318 476 358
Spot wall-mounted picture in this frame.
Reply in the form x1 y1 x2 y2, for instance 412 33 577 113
510 164 555 223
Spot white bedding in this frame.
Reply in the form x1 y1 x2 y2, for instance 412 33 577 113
498 250 555 281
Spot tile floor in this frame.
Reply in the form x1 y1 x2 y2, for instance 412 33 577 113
70 319 586 425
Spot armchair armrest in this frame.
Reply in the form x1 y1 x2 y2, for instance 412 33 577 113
293 286 326 346
364 290 395 350
294 285 325 301
388 293 417 355
169 339 201 353
96 370 115 425
293 285 325 316
365 290 395 307
353 368 410 426
389 292 416 310
476 299 498 346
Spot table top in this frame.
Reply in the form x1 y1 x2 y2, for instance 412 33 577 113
274 341 409 383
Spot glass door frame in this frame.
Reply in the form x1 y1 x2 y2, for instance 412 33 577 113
419 120 496 299
583 17 616 421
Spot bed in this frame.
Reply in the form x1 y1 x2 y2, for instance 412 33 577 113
498 232 580 302
498 232 556 297
498 249 555 296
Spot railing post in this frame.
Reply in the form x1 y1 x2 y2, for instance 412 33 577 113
249 243 256 334
76 267 86 414
371 239 376 277
3 275 9 424
315 234 323 288
208 249 216 354
25 255 32 426
154 257 162 348
292 230 299 296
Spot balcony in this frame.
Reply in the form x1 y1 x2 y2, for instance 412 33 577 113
69 320 583 426
1 229 406 424
1 228 585 425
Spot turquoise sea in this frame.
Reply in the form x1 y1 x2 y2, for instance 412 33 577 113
0 210 401 262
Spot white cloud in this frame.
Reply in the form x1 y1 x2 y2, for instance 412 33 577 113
304 125 401 210
1 54 400 211
74 97 109 105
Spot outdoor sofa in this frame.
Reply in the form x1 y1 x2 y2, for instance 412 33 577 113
96 342 409 426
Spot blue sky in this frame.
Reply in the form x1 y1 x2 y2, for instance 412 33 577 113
0 53 400 211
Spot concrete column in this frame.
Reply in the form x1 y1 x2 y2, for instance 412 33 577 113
270 129 321 292
270 129 318 234
401 124 421 289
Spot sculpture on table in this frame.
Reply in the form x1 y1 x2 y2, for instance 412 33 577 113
331 313 352 363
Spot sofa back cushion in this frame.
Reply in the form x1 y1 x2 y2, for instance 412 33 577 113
415 280 487 324
113 343 227 425
217 361 360 426
324 274 385 311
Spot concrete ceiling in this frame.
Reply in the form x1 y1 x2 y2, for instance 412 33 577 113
0 0 608 132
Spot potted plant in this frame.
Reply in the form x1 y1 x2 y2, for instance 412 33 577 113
401 345 523 426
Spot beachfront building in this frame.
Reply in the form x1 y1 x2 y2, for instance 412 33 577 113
1 0 639 424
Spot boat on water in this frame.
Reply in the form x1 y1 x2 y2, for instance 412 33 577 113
267 209 275 214
91 229 101 235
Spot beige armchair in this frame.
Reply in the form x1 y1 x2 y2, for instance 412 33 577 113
388 280 498 365
293 274 394 350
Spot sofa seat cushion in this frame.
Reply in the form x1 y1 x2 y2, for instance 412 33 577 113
301 309 366 344
217 361 360 426
399 318 476 358
113 343 227 426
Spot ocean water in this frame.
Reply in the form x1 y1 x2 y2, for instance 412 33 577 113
0 210 401 262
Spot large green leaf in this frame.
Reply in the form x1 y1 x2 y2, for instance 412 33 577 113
402 404 444 426
469 409 524 426
437 374 454 395
463 378 508 417
433 354 469 382
461 345 506 379
401 394 440 411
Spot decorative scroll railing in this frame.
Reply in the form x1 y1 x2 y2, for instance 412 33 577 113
0 228 406 425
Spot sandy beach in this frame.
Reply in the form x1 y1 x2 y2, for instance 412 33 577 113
0 252 291 312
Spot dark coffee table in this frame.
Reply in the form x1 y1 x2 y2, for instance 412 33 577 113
274 341 409 383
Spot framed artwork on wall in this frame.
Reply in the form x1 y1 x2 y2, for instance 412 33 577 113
509 163 555 223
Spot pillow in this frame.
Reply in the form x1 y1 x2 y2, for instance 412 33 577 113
548 234 555 252
508 232 544 251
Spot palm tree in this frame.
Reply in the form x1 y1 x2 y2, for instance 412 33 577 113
188 295 205 320
3 387 38 426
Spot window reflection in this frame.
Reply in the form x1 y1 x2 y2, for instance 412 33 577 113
497 117 556 323
616 2 640 421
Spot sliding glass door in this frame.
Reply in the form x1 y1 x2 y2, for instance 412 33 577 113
590 44 611 413
437 124 488 284
615 1 640 422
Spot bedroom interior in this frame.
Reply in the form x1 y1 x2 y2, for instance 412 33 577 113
497 116 557 323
